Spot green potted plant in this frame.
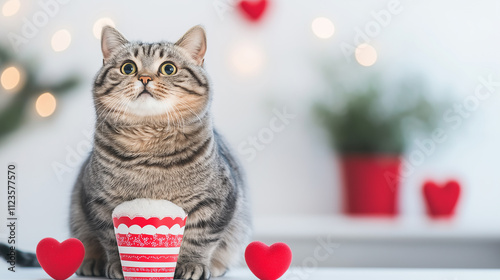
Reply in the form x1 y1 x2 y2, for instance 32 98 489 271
314 77 440 216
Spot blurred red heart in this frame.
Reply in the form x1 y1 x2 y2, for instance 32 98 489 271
36 238 85 280
423 180 461 218
238 0 268 22
245 241 292 280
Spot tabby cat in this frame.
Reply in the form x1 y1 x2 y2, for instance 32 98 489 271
70 25 251 279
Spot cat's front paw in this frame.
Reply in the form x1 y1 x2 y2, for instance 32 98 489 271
175 262 211 280
76 258 105 277
104 261 124 279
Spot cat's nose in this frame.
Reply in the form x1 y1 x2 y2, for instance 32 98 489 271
139 75 152 85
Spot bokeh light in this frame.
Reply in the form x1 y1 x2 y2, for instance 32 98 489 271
36 92 57 117
311 17 335 39
355 43 378 67
2 0 20 17
51 29 72 52
230 42 266 76
1 66 21 91
93 17 115 39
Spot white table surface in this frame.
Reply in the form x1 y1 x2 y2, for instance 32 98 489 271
2 267 500 280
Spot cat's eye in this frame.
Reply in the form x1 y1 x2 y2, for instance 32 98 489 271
121 62 137 75
159 62 177 76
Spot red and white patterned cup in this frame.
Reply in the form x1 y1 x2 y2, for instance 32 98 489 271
112 199 187 280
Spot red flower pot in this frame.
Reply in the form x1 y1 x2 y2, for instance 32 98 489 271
340 154 402 216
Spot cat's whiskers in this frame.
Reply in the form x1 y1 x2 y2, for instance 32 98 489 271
119 97 134 124
172 104 186 133
113 90 137 124
163 84 206 98
95 86 135 128
101 97 126 126
165 104 174 131
95 97 124 128
176 99 203 124
153 83 204 125
112 99 127 124
168 102 181 129
170 103 183 130
97 95 123 118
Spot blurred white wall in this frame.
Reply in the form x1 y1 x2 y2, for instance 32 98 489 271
0 0 499 252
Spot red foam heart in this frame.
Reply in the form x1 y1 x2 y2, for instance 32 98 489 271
423 180 461 218
36 238 85 280
238 0 268 22
245 241 292 280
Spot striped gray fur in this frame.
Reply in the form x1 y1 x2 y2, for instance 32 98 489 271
70 26 251 280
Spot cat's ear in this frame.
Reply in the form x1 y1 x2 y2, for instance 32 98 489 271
175 25 207 66
101 26 128 62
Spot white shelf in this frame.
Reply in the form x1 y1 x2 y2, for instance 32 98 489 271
253 215 500 241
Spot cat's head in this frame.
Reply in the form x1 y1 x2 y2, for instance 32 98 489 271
93 25 210 126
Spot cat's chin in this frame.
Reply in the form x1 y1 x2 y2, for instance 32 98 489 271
125 96 172 117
